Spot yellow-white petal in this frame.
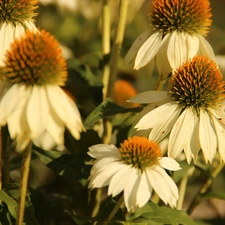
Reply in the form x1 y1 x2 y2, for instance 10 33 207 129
167 31 188 70
134 31 163 70
135 102 179 130
159 157 181 171
125 29 152 63
186 34 199 59
27 86 49 139
156 33 172 78
199 109 217 163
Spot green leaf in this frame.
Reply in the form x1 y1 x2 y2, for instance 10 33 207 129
0 190 17 218
33 147 84 181
127 202 198 225
84 98 142 128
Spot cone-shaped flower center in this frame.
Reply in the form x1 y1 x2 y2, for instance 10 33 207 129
0 0 38 24
170 56 225 113
149 0 212 36
3 30 67 86
119 136 162 172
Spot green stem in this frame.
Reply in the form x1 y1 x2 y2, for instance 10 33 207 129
102 0 111 101
106 0 129 98
177 167 192 210
102 195 124 225
16 142 32 225
187 163 224 215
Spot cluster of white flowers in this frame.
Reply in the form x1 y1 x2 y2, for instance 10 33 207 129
0 0 84 152
88 0 225 213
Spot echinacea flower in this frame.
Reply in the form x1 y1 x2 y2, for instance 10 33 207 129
130 56 225 163
125 0 215 78
0 29 84 151
0 0 38 66
88 136 180 212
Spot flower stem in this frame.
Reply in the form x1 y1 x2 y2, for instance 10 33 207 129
106 0 129 98
16 142 32 225
0 128 2 204
176 167 192 210
102 195 124 225
187 163 224 215
102 0 111 101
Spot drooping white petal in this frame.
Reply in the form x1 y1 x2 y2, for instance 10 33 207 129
135 102 179 131
136 172 151 209
147 166 178 208
149 105 181 142
7 86 31 140
88 162 125 189
23 20 38 32
46 86 83 139
88 144 119 159
186 34 199 59
0 84 19 125
108 165 133 197
129 91 168 104
156 33 172 78
197 35 216 61
158 157 181 171
89 157 118 177
211 114 225 162
184 108 200 163
0 23 15 66
15 132 31 152
125 29 152 63
33 131 57 150
26 86 49 139
167 31 188 70
168 108 195 161
134 31 163 70
123 169 140 212
14 24 26 40
199 109 217 163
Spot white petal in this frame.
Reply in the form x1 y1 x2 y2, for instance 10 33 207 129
134 31 163 70
167 31 188 70
197 35 216 61
159 157 181 171
123 169 139 212
15 132 31 152
129 91 168 104
199 109 217 163
186 34 199 59
108 165 132 197
89 162 124 189
168 108 194 161
23 20 38 32
0 84 19 125
46 86 83 139
0 23 15 66
149 105 181 142
135 102 179 130
34 131 57 150
13 24 26 40
7 86 30 140
211 114 225 162
136 172 151 209
156 33 172 78
124 29 152 63
147 166 178 208
26 86 49 139
88 144 119 159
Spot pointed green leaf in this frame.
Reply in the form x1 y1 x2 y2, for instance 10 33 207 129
84 98 142 128
200 191 225 201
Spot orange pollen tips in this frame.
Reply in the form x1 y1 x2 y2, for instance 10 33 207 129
170 56 225 112
3 30 68 86
149 0 212 36
119 136 162 171
0 0 38 23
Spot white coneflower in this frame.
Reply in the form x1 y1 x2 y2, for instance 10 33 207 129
0 29 84 151
131 56 225 163
0 0 38 66
88 136 180 212
125 0 215 78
